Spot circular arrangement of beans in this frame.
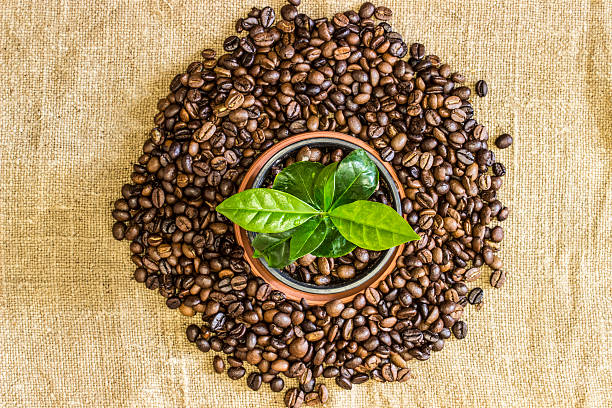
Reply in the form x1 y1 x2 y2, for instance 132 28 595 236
111 1 510 406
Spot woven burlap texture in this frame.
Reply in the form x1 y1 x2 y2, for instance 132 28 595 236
1 0 610 407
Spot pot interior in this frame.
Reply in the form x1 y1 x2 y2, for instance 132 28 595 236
246 136 402 295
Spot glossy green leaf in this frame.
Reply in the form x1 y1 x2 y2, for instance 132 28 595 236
311 218 356 258
273 161 324 207
313 162 338 211
289 217 328 260
251 231 292 268
329 200 420 250
331 149 379 209
216 188 320 233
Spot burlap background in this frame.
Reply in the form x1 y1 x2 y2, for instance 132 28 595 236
0 0 610 406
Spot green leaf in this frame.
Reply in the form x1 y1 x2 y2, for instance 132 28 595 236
311 218 356 258
251 231 293 268
329 200 420 251
331 149 379 209
313 162 338 211
273 161 324 208
289 217 328 260
216 189 320 233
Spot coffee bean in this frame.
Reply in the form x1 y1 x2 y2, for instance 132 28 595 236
112 222 126 240
365 287 381 304
495 133 513 149
284 388 304 408
196 337 211 353
316 257 331 275
374 6 392 20
475 80 488 97
247 372 262 391
380 146 394 162
491 226 504 242
227 366 246 380
194 122 216 142
410 42 425 59
335 376 352 390
457 149 475 165
353 248 369 263
186 324 200 342
334 46 351 60
317 384 328 403
467 288 484 304
260 6 275 28
213 356 224 374
331 264 354 280
359 2 375 18
289 337 309 358
270 377 285 392
280 5 297 21
273 312 292 328
452 321 468 339
325 300 344 317
492 162 506 176
490 270 506 288
397 368 412 382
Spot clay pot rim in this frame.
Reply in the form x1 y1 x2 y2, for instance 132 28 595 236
234 131 407 305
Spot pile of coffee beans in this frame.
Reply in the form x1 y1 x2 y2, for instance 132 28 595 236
263 145 391 286
112 1 510 406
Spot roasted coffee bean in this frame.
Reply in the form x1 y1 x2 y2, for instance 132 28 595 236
227 366 246 380
247 372 262 391
337 265 356 280
213 356 224 374
475 80 488 97
495 133 513 149
452 321 468 339
186 324 200 342
317 384 328 403
112 222 126 240
270 377 285 392
490 270 507 288
467 288 484 304
492 162 506 176
374 6 392 20
335 376 352 390
289 337 309 358
359 2 375 18
365 287 381 305
325 299 344 317
284 388 304 408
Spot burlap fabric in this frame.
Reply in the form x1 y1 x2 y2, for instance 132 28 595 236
0 0 610 406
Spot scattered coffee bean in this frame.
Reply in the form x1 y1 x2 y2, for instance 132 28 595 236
270 377 285 392
213 356 224 374
468 288 484 305
186 324 200 342
247 372 262 391
452 321 468 339
475 80 488 97
335 376 352 390
496 133 513 149
284 388 304 408
490 270 507 288
228 366 246 380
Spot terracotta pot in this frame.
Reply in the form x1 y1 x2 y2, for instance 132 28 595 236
234 131 407 305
